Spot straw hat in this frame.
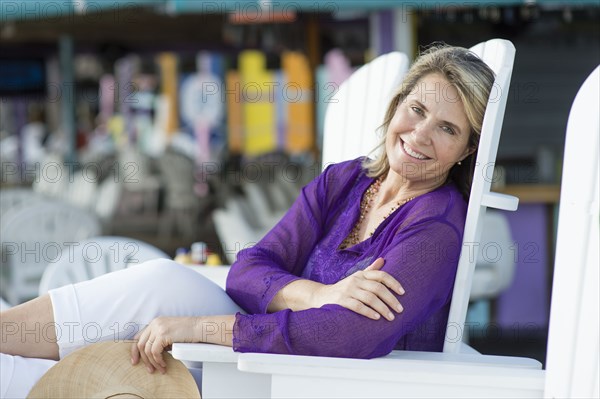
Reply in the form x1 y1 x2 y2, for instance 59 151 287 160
27 341 201 399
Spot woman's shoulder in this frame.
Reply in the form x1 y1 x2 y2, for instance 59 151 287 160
322 157 365 176
312 157 369 215
320 157 368 188
406 183 467 226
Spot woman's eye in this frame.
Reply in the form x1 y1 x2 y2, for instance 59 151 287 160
441 125 456 135
411 106 424 115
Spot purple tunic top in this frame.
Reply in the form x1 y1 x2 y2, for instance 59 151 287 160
226 158 467 359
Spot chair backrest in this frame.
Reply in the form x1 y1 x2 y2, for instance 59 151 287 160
213 198 261 265
544 66 599 398
321 52 409 170
38 235 169 295
320 40 518 354
94 178 122 222
0 188 45 218
158 149 198 209
1 200 101 243
65 172 98 210
444 39 517 353
470 210 516 300
0 200 101 303
31 154 69 199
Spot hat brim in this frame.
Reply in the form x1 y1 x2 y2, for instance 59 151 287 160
27 341 200 399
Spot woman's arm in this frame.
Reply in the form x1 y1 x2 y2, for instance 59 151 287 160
268 257 405 322
131 315 235 374
232 219 463 359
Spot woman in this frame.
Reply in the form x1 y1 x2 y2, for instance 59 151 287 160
0 44 495 395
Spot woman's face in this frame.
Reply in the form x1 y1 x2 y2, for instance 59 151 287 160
385 73 474 187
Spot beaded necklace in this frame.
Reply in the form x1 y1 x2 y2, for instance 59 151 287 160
340 176 414 250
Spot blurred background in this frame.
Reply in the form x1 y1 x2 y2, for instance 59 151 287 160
1 0 599 366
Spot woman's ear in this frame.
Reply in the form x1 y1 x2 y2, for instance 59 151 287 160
460 145 476 162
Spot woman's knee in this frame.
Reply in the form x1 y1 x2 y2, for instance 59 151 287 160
130 259 190 289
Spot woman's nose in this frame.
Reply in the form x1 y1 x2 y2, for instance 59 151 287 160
412 120 433 145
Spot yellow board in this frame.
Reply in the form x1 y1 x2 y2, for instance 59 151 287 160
240 50 276 156
226 71 243 154
282 51 314 153
156 53 179 137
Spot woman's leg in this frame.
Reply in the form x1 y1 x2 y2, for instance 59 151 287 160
49 259 243 358
2 259 243 360
1 353 56 399
0 295 59 359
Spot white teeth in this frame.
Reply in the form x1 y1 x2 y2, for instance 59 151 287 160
403 142 428 160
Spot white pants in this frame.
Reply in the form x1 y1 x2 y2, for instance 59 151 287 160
1 259 244 398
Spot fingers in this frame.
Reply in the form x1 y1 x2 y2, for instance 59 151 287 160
354 289 397 321
365 257 385 271
131 333 141 365
361 279 404 316
343 298 382 320
133 329 155 373
131 326 166 374
363 270 405 295
148 339 167 374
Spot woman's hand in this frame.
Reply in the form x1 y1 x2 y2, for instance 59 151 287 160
131 316 200 374
312 257 405 321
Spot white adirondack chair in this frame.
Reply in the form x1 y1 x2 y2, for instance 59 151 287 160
242 183 286 233
31 154 69 199
65 172 98 211
543 65 599 398
213 197 265 265
0 201 101 305
38 236 169 295
173 40 540 398
321 51 409 166
0 188 45 218
236 64 600 399
471 210 515 300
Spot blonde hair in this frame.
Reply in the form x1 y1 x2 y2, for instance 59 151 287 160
362 43 495 199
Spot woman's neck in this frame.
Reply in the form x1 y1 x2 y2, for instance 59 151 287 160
374 171 445 209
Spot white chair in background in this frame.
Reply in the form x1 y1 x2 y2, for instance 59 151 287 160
0 188 45 218
543 65 599 398
38 236 169 295
242 182 285 232
118 147 162 216
31 154 69 199
0 201 101 305
321 51 409 165
471 210 516 301
235 65 600 399
93 177 123 232
158 148 203 239
64 172 98 211
213 197 263 265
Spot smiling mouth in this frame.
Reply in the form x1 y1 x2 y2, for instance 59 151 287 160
400 139 431 160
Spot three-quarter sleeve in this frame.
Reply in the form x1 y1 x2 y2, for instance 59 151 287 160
232 216 463 358
225 161 359 315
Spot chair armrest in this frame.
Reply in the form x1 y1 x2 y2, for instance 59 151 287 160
239 350 541 374
458 342 481 354
238 351 544 398
172 343 271 399
172 343 238 364
482 192 518 211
